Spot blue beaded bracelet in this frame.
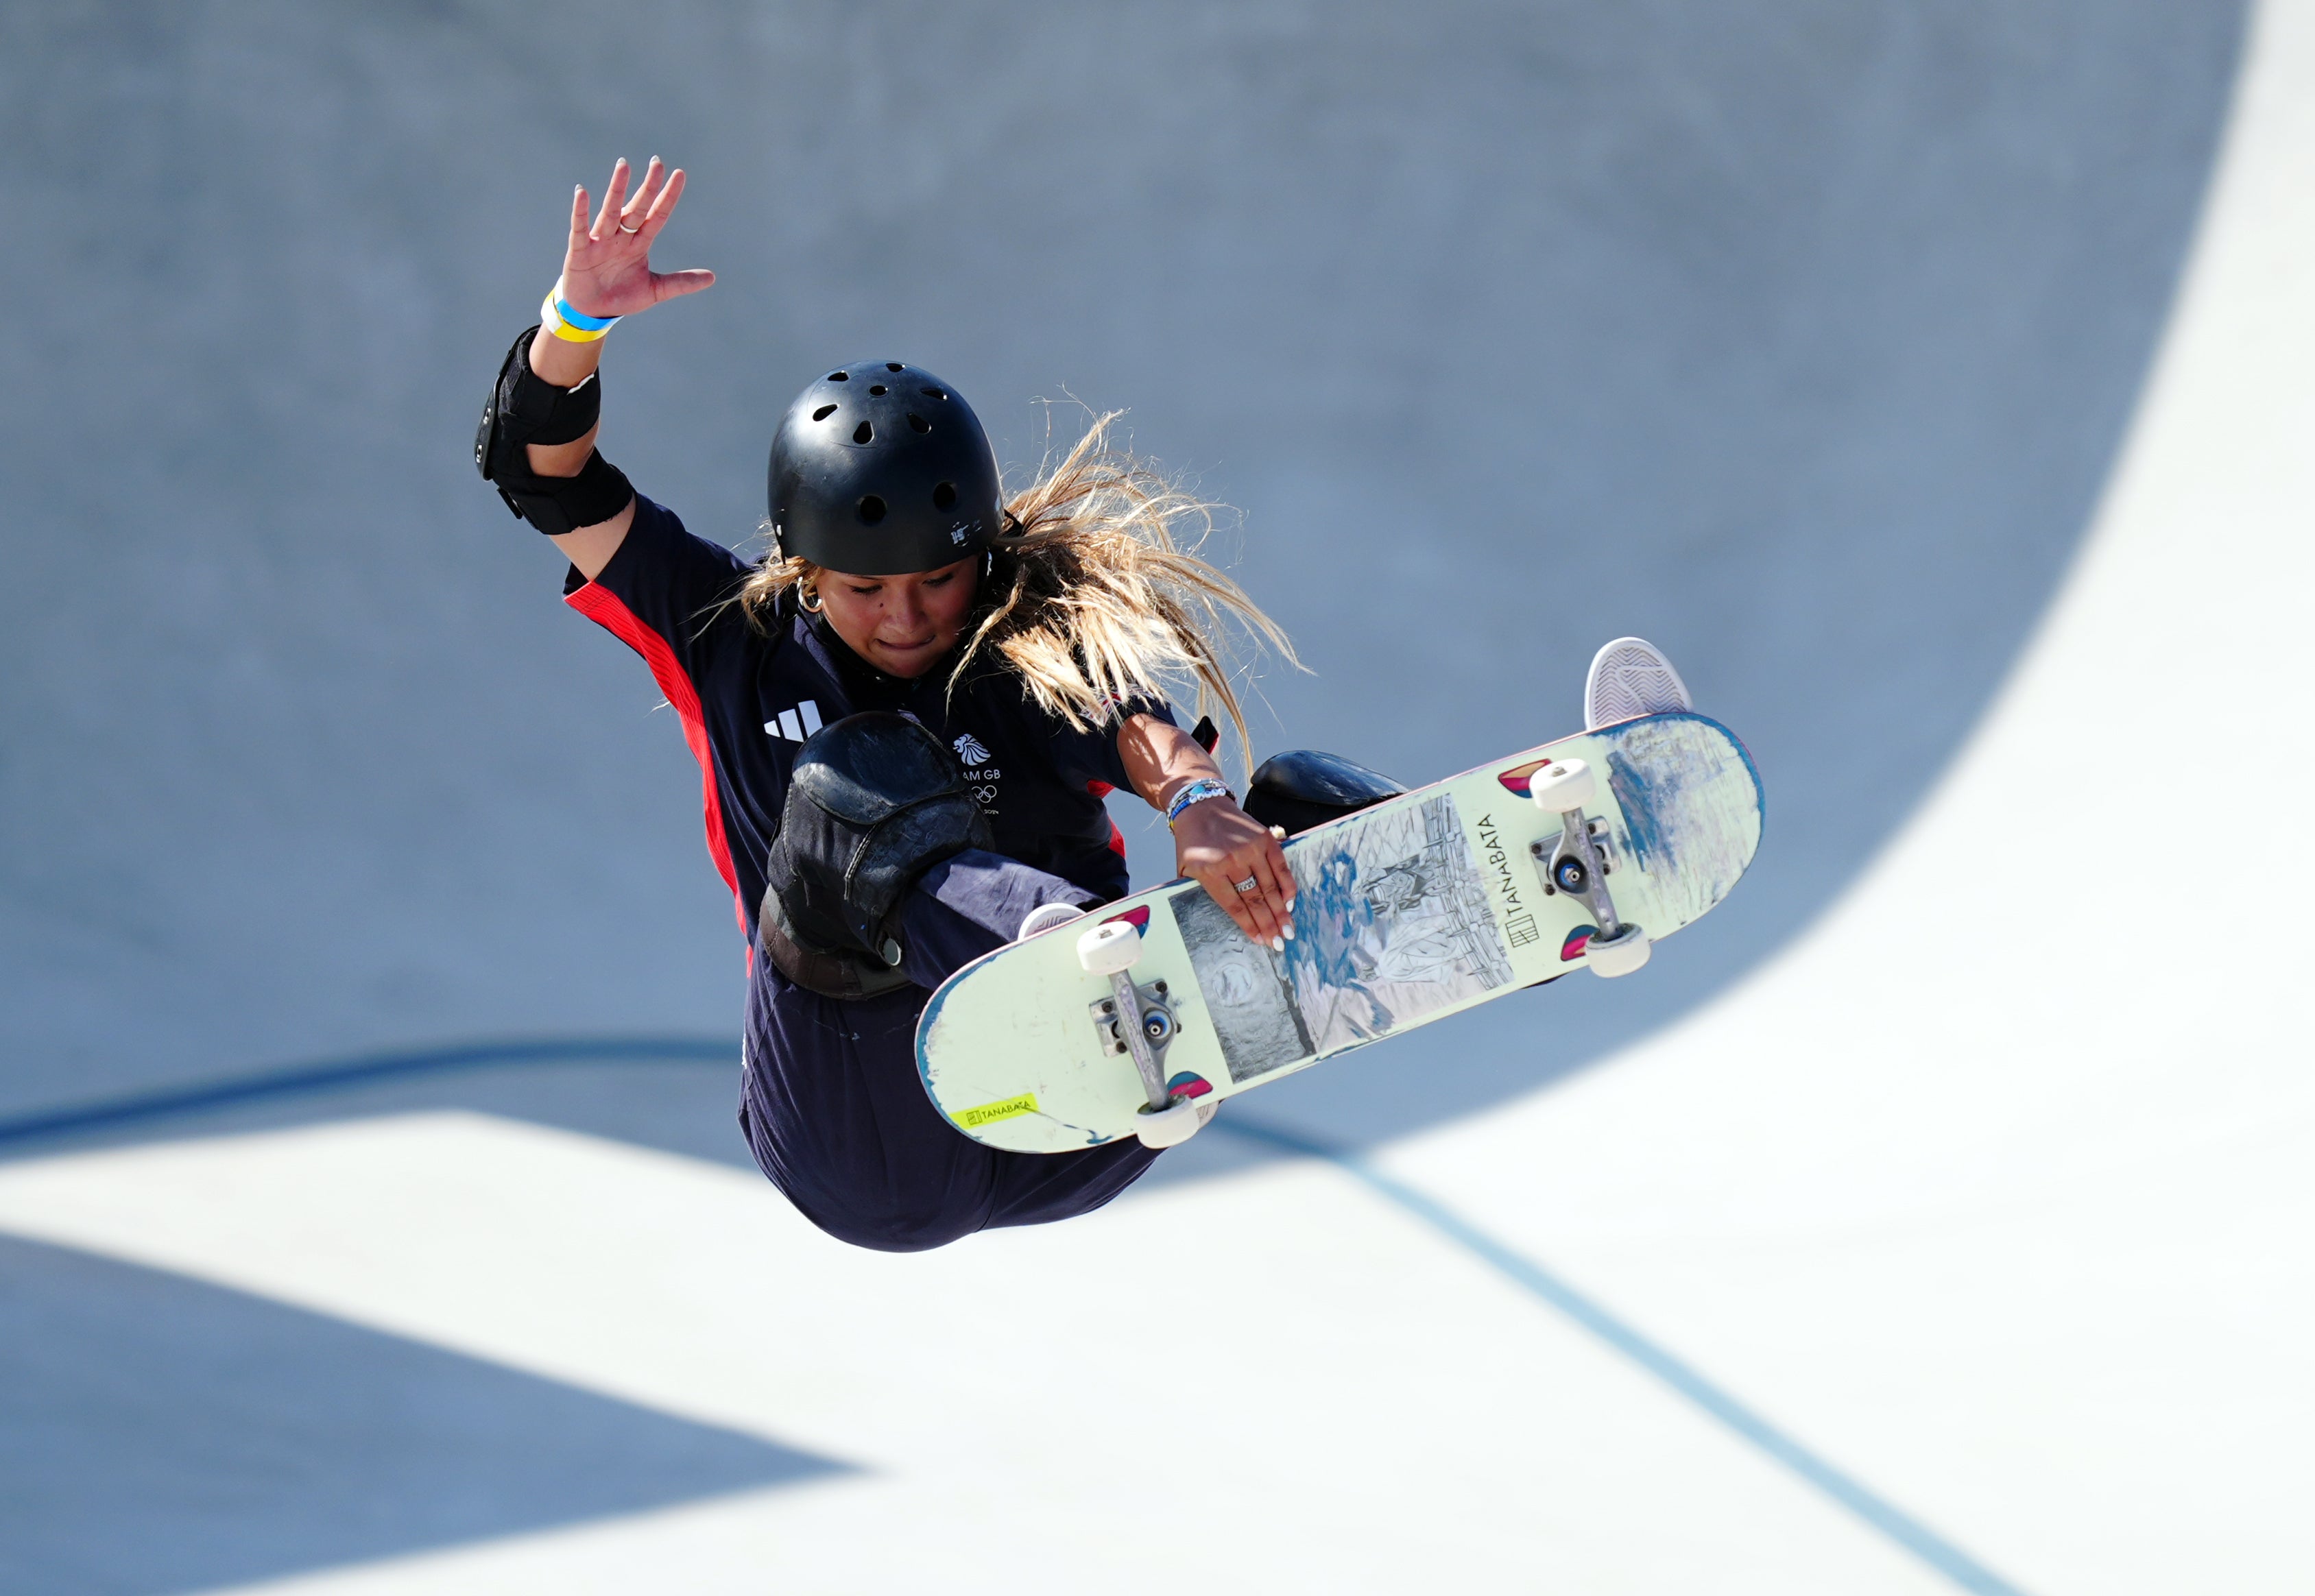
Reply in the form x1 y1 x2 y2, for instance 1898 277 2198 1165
1165 777 1232 828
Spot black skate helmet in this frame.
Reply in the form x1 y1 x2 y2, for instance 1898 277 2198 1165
767 361 1004 575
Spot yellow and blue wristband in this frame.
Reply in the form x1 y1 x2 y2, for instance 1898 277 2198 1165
539 278 621 343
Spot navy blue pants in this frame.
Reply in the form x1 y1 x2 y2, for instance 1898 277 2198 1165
738 849 1164 1251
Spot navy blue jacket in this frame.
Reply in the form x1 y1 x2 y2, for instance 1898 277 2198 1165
563 494 1173 941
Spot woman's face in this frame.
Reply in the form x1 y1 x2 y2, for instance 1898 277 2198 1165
812 556 979 678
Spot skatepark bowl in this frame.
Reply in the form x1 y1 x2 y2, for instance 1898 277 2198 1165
3 2 2310 1591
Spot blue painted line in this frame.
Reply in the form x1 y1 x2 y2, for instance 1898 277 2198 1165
1214 1114 2034 1596
0 1037 733 1151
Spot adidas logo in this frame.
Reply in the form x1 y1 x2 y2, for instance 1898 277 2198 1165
764 700 825 742
952 732 991 766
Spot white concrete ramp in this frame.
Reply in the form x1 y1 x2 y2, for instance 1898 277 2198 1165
0 1113 1965 1594
1402 1 2315 1581
3 2 2311 1591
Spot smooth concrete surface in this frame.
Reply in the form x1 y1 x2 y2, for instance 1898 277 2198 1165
0 1231 840 1596
0 1112 1978 1595
8 1 2309 1591
1382 4 2315 1583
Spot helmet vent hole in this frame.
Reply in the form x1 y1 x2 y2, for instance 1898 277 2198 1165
907 413 930 434
857 495 887 524
868 384 887 396
811 404 837 422
828 371 849 382
852 421 874 444
920 387 946 400
886 362 903 372
933 481 957 510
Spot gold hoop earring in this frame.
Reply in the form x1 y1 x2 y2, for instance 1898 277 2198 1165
797 581 823 614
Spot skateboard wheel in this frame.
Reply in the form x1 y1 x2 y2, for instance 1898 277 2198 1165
1528 758 1596 812
1583 922 1651 978
1133 1093 1205 1149
1018 901 1090 940
1077 920 1143 975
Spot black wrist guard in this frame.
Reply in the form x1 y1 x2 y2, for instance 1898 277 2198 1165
475 326 623 533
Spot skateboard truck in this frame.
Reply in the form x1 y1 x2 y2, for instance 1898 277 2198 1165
1077 921 1205 1148
1089 979 1175 1075
1523 757 1652 978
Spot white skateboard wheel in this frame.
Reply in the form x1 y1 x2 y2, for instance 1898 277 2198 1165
1133 1093 1206 1149
1077 920 1142 975
1528 758 1596 812
1018 901 1089 940
1583 923 1651 978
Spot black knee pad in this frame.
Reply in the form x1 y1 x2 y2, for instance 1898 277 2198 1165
1243 749 1406 836
760 712 993 1000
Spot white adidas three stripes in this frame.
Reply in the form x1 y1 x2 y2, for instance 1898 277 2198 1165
764 700 826 742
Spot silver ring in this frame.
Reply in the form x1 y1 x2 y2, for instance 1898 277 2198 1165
1233 875 1258 894
617 219 643 234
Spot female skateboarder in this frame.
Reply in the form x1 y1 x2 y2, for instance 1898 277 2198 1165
475 159 1305 1251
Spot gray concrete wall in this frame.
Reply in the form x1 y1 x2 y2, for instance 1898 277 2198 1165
1 3 2241 1151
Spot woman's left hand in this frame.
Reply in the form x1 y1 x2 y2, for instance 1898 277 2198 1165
1175 799 1295 949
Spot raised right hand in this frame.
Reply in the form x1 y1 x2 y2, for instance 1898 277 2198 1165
555 156 716 322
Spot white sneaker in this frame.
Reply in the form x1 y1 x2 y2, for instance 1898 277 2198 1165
1583 637 1694 729
1018 902 1090 940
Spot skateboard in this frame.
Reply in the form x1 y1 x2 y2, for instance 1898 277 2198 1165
915 712 1764 1152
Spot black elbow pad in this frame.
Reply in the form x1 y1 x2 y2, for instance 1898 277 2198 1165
474 326 621 532
491 448 634 537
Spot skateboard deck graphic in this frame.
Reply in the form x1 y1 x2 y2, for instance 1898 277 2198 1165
916 713 1763 1153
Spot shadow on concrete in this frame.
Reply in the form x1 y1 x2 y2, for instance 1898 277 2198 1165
0 1232 845 1595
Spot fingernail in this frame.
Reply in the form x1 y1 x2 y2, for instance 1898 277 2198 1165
1270 936 1284 952
1282 923 1295 941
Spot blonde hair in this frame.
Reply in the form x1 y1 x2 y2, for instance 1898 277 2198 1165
738 411 1295 768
